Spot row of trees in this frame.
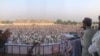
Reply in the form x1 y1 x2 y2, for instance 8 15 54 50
0 19 98 25
1 20 13 24
55 19 98 25
55 19 78 25
1 19 77 25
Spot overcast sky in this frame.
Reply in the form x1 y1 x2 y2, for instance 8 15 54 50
0 0 100 21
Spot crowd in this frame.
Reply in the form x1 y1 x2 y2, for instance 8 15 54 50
0 25 79 44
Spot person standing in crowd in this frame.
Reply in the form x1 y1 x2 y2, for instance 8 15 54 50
96 16 100 56
88 16 100 56
81 18 96 56
0 29 12 55
0 29 12 45
60 34 71 56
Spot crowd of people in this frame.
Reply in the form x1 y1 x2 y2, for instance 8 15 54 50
0 25 79 45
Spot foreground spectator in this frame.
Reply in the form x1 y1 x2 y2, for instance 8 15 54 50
81 18 96 56
0 29 12 55
88 16 100 56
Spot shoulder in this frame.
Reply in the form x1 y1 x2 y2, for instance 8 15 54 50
87 29 96 33
94 31 100 36
84 29 96 35
92 31 100 42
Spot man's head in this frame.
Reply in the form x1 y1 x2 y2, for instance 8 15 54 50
0 30 3 34
98 16 100 30
82 17 92 29
1 29 12 41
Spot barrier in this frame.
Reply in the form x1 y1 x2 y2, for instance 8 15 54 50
1 43 62 56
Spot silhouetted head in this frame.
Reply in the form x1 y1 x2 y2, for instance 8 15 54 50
98 16 100 30
82 17 92 30
0 30 3 34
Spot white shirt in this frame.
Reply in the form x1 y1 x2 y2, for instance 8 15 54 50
88 31 100 54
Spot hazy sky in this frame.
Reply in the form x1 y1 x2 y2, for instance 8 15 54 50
0 0 100 21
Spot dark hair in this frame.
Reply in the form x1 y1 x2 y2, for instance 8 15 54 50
0 30 3 34
98 16 100 30
83 17 92 27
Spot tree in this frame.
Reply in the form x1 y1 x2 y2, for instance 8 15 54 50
72 21 77 25
55 19 63 24
1 20 13 24
67 20 72 24
92 21 98 24
63 21 68 25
